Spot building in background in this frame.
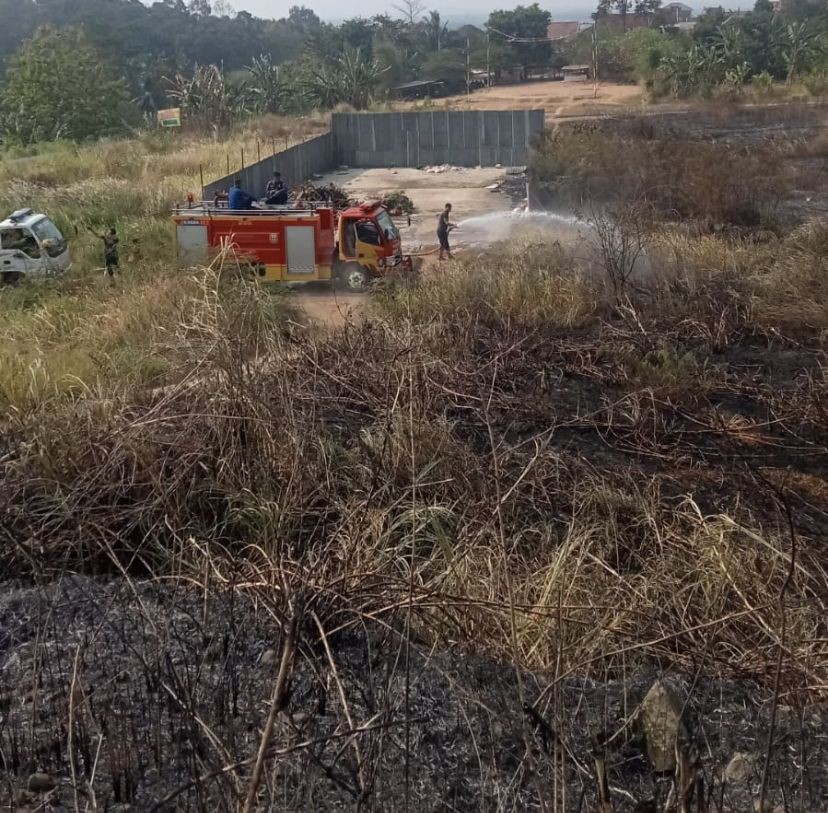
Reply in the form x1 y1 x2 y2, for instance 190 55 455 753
661 2 694 23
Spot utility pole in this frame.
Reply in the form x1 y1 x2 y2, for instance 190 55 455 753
486 30 491 88
591 17 599 99
466 37 471 96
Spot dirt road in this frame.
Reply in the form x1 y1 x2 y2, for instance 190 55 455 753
400 79 644 118
292 285 364 328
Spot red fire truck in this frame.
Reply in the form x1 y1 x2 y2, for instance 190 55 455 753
172 200 411 291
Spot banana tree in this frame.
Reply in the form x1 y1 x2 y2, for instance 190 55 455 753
778 22 821 85
166 65 250 129
247 54 288 114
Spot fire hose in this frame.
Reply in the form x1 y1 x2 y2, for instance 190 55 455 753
404 225 461 258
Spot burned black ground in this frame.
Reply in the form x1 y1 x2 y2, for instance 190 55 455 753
1 578 825 812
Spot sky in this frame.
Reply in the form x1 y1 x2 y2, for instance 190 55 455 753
223 0 718 24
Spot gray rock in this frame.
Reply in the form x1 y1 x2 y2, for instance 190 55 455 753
639 680 688 773
27 772 55 793
725 751 754 783
289 711 311 727
259 648 277 666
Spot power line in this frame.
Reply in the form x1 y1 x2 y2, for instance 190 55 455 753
485 24 584 44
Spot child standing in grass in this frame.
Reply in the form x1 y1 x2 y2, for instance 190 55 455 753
89 227 120 278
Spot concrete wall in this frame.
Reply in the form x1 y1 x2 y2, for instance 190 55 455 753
202 132 335 200
332 110 545 168
200 110 546 198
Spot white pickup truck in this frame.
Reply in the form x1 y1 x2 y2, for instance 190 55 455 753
0 208 71 284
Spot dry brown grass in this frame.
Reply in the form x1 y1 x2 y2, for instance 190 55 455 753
649 221 828 335
1 247 824 703
531 123 789 229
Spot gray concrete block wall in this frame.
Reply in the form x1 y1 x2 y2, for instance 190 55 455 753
202 133 335 200
332 110 544 168
198 110 545 199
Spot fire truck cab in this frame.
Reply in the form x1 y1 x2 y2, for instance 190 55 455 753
172 200 409 291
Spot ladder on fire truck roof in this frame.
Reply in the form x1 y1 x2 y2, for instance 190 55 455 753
172 202 338 216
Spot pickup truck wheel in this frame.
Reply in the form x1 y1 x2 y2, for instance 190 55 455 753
344 266 371 292
1 271 21 285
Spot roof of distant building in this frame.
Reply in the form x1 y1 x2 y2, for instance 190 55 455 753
394 80 446 91
547 21 581 40
455 24 484 36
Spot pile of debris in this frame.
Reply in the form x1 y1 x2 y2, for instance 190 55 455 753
421 164 464 173
487 166 528 208
381 190 415 215
293 181 354 207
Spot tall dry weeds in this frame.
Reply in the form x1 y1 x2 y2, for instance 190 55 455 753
2 250 825 701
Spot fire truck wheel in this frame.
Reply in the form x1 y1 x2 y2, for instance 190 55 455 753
1 271 21 285
343 266 371 292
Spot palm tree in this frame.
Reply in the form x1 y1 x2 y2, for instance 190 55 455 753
712 22 747 71
422 10 448 53
662 44 723 97
247 54 287 114
301 48 388 110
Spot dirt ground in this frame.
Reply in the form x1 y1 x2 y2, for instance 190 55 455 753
400 79 644 117
292 166 519 327
321 165 515 248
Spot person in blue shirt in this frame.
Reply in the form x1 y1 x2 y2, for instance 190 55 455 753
228 179 256 210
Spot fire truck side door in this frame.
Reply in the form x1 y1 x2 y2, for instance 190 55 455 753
285 225 316 275
339 218 357 259
340 218 381 264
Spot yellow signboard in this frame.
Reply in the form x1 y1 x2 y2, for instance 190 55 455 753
157 108 182 128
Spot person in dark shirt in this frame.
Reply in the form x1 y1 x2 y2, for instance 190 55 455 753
437 202 456 261
89 226 119 277
265 172 288 205
228 179 256 210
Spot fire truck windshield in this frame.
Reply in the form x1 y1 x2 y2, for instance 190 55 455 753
375 209 399 241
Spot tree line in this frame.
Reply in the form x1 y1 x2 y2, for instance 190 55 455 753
0 0 826 144
588 0 828 97
0 0 555 143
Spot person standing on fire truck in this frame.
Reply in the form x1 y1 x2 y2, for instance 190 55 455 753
229 178 256 210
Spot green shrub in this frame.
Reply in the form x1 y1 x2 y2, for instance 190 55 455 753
625 344 710 395
751 70 775 94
